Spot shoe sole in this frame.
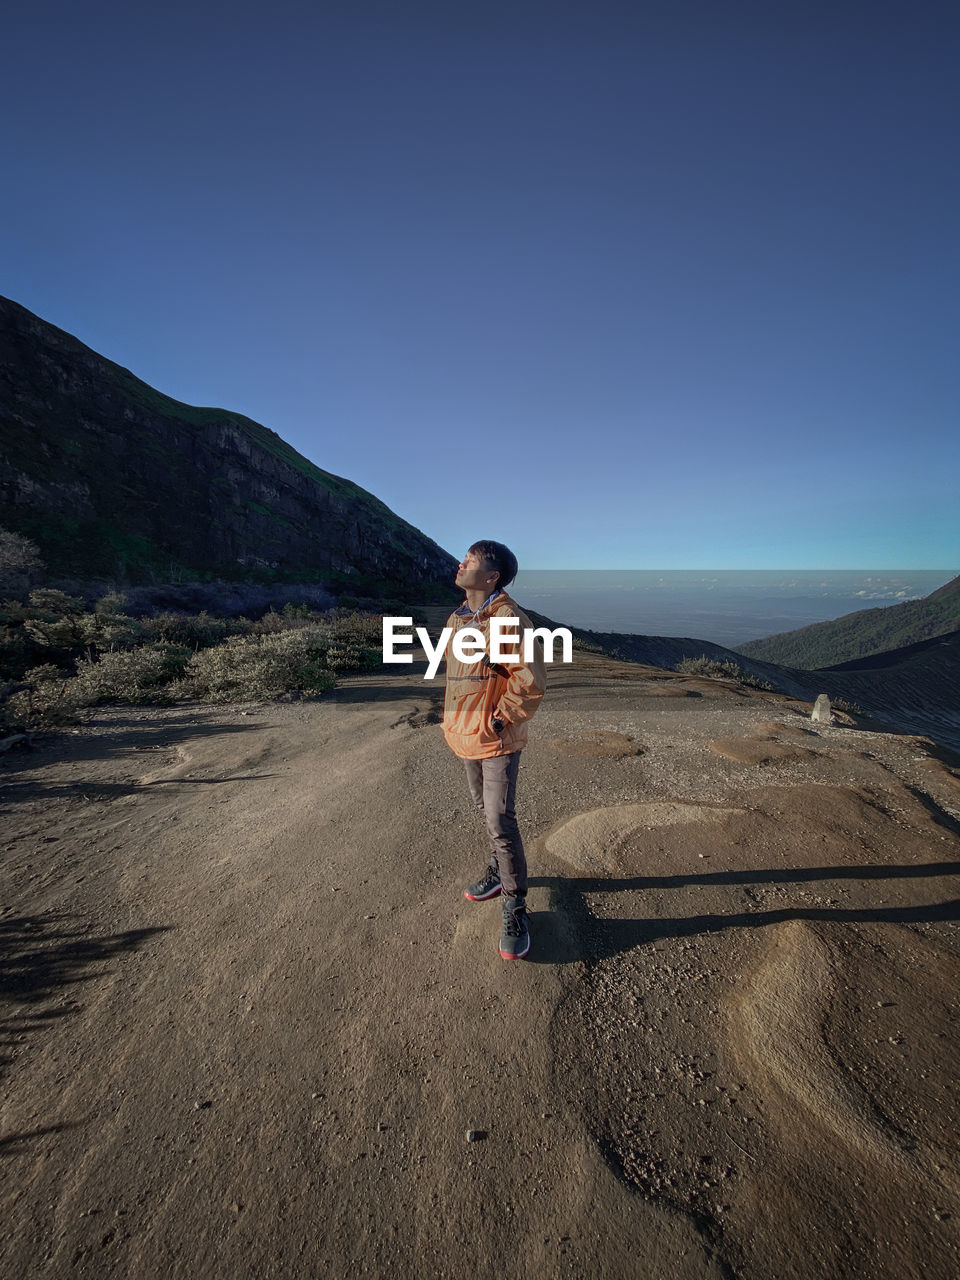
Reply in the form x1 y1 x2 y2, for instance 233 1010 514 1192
499 938 531 960
463 886 502 901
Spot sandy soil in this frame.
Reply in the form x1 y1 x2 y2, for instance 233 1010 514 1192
1 651 959 1278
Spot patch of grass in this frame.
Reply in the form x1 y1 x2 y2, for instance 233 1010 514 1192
675 655 773 692
832 698 864 716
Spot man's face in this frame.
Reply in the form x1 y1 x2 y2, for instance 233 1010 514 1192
455 550 499 594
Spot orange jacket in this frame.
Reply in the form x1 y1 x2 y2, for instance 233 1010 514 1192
441 591 548 759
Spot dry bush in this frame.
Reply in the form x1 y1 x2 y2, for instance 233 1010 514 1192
139 609 243 649
73 644 193 705
675 655 772 691
23 589 87 652
2 601 387 726
175 629 337 703
2 664 81 731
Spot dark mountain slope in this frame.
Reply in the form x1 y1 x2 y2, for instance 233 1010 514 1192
818 628 960 750
824 627 960 672
736 574 960 669
0 296 455 592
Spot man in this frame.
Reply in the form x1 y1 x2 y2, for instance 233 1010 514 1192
442 541 547 960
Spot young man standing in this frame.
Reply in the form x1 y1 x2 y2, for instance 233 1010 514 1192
442 541 547 960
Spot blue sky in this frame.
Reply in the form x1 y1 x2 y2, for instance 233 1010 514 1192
2 0 957 570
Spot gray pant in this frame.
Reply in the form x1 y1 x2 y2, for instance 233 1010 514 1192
463 751 527 897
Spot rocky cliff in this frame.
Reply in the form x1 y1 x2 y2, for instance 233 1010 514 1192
0 296 456 593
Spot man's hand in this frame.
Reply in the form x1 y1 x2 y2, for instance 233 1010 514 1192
480 653 510 677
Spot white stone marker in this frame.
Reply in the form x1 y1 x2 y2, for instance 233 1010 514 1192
811 693 833 723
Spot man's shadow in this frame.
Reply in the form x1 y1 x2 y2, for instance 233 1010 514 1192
523 859 960 965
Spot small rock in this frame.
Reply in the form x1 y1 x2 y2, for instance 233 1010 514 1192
194 1100 211 1110
466 1129 487 1143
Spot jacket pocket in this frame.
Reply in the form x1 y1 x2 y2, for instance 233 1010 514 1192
446 687 500 747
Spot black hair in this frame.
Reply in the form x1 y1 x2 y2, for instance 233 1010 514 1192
468 540 519 590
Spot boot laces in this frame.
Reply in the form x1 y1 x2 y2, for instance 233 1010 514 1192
503 900 527 937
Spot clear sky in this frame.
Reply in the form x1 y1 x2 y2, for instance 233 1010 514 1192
2 0 957 570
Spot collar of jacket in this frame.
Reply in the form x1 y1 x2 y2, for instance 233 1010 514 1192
454 588 503 622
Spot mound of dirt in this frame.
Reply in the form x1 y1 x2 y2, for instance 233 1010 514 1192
709 738 819 766
548 730 645 758
709 719 823 766
544 801 747 873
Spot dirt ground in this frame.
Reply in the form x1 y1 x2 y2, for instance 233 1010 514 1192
1 650 959 1278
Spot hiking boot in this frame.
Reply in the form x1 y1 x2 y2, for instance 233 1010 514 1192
463 860 502 902
499 893 530 960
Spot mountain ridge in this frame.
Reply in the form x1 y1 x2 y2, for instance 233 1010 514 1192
736 573 960 669
0 295 455 594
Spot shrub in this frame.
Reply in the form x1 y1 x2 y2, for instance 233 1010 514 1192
738 673 773 692
1 600 388 720
27 588 86 616
94 591 129 616
139 609 241 649
323 611 382 671
250 608 295 635
282 601 312 621
676 656 743 680
176 628 337 703
78 607 144 656
2 663 82 731
833 698 864 716
675 655 773 692
74 644 193 705
325 642 380 672
246 608 381 668
23 588 87 652
326 609 383 645
0 621 31 679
